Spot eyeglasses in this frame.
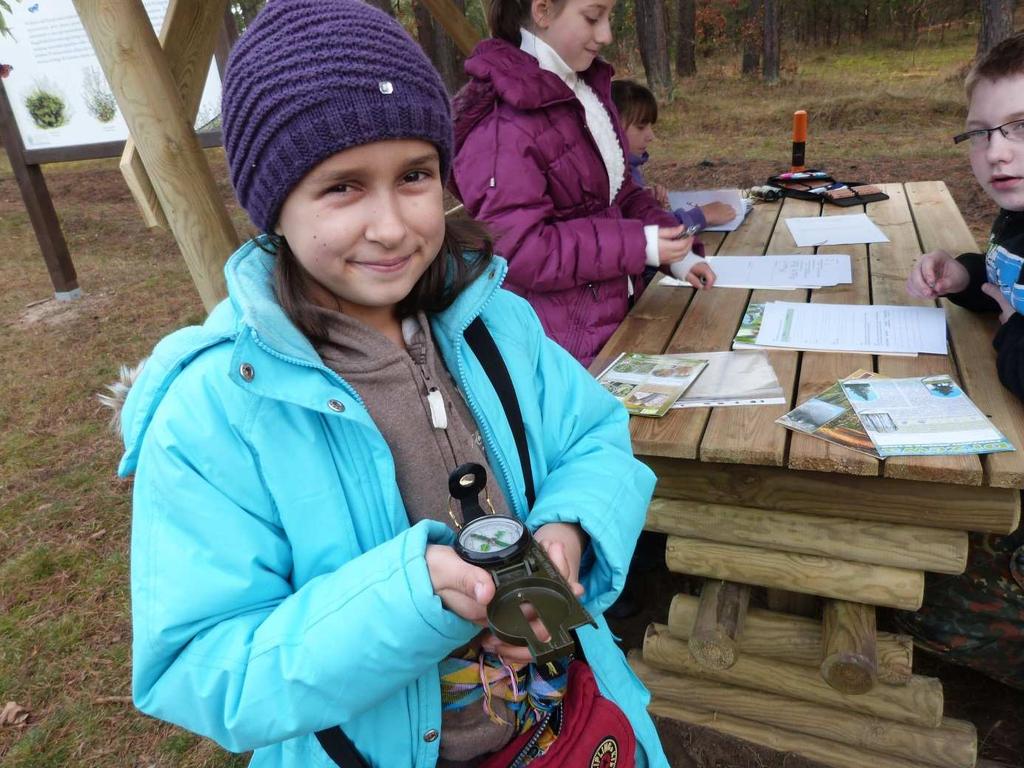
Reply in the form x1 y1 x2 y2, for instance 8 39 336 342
953 118 1024 148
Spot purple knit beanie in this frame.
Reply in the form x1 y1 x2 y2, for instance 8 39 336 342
221 0 453 232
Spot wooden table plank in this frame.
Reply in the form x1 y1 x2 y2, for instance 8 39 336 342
589 232 725 458
906 181 1024 488
788 202 879 476
629 205 782 460
869 183 984 486
698 196 821 466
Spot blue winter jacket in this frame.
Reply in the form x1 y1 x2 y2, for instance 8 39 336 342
118 239 665 768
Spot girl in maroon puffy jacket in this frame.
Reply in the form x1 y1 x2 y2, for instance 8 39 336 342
451 0 715 366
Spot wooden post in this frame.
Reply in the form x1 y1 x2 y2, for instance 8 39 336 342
821 600 878 695
415 0 480 56
646 498 969 574
633 655 977 768
643 624 943 728
668 595 913 685
119 0 230 231
0 83 80 300
688 580 751 670
75 0 235 311
665 536 925 610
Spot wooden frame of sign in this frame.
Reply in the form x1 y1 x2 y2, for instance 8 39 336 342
12 0 480 309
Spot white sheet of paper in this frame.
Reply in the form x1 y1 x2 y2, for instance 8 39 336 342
786 213 890 246
667 188 748 232
755 302 948 356
703 254 852 289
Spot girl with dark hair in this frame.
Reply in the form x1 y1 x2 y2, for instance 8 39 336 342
452 0 716 367
611 79 736 231
107 1 669 766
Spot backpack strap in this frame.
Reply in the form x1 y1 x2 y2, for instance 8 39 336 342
464 316 536 510
315 316 535 767
315 727 368 768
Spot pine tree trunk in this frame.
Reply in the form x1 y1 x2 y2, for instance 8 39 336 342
414 0 467 94
676 0 697 77
741 0 762 76
762 0 780 84
365 0 394 16
636 0 675 101
978 0 1016 57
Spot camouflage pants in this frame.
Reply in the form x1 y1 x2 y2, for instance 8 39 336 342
894 527 1024 690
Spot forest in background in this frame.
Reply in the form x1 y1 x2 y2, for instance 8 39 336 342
224 0 1018 96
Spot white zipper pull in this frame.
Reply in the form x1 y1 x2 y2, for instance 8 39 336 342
427 387 448 429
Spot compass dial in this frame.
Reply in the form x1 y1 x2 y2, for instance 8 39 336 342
456 515 528 566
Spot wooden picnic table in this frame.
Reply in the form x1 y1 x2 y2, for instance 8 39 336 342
593 181 1024 768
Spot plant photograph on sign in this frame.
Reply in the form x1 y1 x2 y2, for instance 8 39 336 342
24 78 70 129
81 66 116 123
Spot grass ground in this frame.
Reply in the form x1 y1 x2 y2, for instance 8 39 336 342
0 29 1019 767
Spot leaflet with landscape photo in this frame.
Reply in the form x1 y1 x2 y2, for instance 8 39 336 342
839 375 1014 457
777 370 882 458
755 302 946 356
667 188 750 232
596 353 708 417
702 254 852 289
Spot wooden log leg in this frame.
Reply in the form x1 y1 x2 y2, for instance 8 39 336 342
665 536 924 610
766 589 819 617
649 698 966 768
822 600 878 694
644 624 943 727
633 655 976 768
668 595 913 685
688 580 751 670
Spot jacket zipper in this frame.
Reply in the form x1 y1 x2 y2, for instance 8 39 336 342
452 296 527 520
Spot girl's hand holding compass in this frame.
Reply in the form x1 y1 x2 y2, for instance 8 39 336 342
425 522 587 663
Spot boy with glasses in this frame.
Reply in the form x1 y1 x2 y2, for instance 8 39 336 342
902 33 1024 691
907 33 1024 399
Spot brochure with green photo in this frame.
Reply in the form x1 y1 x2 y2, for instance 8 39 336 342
597 353 708 417
732 301 765 350
777 369 882 458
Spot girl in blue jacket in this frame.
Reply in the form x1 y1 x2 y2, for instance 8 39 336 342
113 2 664 766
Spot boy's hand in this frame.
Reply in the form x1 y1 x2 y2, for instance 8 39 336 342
657 226 695 264
701 202 736 226
650 184 669 208
906 250 970 299
479 523 587 665
426 544 494 625
982 282 1017 324
684 260 716 290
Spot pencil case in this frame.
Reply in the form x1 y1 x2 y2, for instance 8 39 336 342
822 184 889 207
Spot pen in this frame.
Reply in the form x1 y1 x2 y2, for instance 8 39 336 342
673 223 701 240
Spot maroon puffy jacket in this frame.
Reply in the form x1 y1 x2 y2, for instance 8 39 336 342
452 39 679 366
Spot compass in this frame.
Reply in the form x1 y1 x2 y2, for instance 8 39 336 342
448 462 596 665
